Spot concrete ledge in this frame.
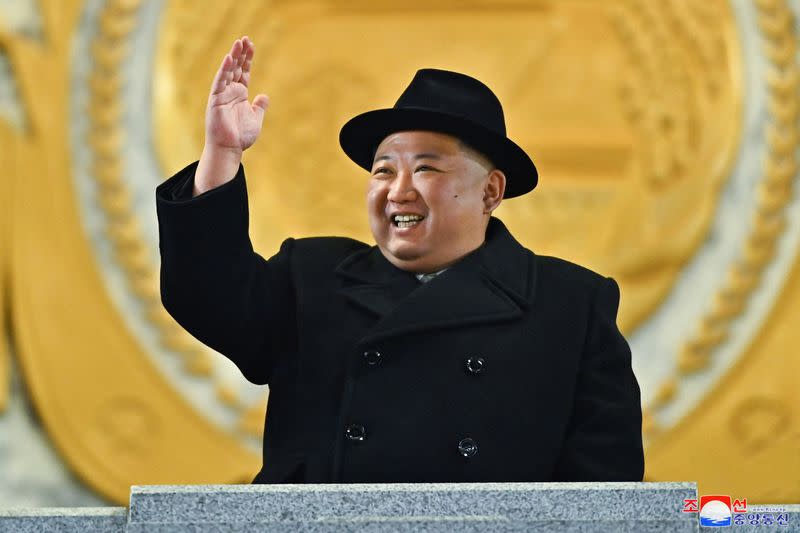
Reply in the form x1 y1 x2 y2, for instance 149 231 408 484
0 507 127 532
6 483 795 532
128 482 697 531
125 519 695 533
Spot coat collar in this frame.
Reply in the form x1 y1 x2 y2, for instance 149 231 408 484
334 216 537 346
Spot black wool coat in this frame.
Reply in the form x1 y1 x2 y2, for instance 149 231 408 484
156 161 644 484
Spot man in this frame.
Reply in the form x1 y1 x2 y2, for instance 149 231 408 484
156 36 644 484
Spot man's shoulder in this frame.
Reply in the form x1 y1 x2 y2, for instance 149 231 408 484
535 254 609 290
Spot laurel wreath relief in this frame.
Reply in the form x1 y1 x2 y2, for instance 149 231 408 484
87 0 267 438
642 0 799 440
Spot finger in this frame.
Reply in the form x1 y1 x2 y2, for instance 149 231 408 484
252 94 269 111
235 39 247 68
241 43 255 87
232 39 247 84
242 40 254 72
230 38 243 61
210 54 233 95
252 94 269 127
228 39 243 82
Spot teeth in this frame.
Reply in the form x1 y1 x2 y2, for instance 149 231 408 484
397 220 421 228
393 214 424 222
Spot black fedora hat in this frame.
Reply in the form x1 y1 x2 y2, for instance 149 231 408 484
339 68 538 198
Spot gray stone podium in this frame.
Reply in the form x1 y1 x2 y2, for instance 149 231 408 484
2 482 797 531
127 482 697 532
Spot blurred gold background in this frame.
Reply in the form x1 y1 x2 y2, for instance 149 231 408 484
0 0 797 505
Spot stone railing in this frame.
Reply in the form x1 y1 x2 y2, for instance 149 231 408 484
1 482 796 531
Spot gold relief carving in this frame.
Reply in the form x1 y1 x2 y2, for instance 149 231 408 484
183 347 214 377
645 291 800 502
496 0 741 333
0 120 11 414
650 379 678 410
673 0 798 379
728 396 791 453
261 66 375 239
760 484 800 503
215 384 240 408
154 0 742 335
641 410 662 440
88 0 253 441
237 397 269 439
88 0 226 390
6 0 260 504
93 397 160 458
155 0 281 176
0 340 6 414
642 0 799 447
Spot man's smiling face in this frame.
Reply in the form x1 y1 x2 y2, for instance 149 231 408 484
366 130 506 273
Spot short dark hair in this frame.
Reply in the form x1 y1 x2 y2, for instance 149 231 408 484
457 138 495 171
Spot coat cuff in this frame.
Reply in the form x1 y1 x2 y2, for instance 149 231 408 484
155 160 252 261
155 160 245 203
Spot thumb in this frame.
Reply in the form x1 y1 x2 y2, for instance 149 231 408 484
251 94 269 126
252 94 269 112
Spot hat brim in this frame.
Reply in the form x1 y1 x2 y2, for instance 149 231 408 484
339 108 538 198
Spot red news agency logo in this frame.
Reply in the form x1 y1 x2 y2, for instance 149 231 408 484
683 495 791 527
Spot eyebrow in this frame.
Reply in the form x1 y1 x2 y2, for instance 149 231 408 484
373 152 444 164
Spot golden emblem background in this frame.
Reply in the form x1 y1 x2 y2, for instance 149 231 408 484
156 0 741 334
0 0 797 505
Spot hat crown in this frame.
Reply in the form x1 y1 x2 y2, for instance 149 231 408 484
394 69 506 137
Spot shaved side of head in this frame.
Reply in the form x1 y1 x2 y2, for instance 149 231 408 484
457 139 495 174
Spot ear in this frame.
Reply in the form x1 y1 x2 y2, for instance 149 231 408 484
483 169 506 213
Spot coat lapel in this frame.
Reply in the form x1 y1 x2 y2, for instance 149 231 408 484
335 216 538 346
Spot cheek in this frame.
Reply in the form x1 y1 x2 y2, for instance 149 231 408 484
428 181 471 212
429 189 482 232
366 183 383 209
366 185 389 228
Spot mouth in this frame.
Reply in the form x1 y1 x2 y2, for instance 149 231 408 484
390 213 426 229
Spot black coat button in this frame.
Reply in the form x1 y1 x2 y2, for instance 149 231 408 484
458 437 478 458
465 356 485 375
345 424 366 442
363 349 383 366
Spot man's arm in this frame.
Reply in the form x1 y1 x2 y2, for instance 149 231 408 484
155 36 292 385
551 277 645 481
156 162 297 385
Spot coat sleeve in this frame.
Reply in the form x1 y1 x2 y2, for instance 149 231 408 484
155 161 296 385
551 277 645 481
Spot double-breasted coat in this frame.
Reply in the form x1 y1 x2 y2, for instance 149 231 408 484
156 161 644 484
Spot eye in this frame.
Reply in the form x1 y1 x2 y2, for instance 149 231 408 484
372 167 392 176
415 165 438 173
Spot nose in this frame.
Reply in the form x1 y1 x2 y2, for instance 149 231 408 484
387 168 417 203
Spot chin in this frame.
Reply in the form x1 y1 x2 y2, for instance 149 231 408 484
381 243 425 266
389 247 423 262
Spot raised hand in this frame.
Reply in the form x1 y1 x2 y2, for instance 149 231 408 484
194 36 269 196
206 36 269 151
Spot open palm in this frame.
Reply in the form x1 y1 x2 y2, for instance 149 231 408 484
205 37 269 152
